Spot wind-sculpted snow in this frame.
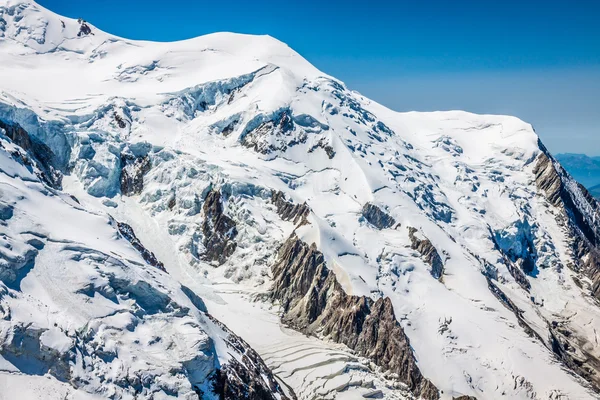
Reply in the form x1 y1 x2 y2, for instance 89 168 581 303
1 1 600 399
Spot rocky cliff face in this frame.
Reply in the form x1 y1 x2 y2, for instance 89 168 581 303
408 227 444 280
201 190 238 265
533 144 600 391
116 220 166 271
271 190 310 225
362 203 396 229
120 153 151 196
534 144 600 297
205 314 291 400
270 234 439 400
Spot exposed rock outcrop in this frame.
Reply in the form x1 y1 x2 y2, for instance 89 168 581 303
201 190 238 265
271 190 310 225
408 227 444 280
529 143 600 392
77 18 92 37
307 137 336 159
114 112 127 129
0 120 62 188
362 202 396 229
116 221 166 271
241 109 299 154
534 144 600 298
270 234 439 400
120 153 151 196
205 314 292 400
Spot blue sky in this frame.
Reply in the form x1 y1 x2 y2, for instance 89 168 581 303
38 0 600 155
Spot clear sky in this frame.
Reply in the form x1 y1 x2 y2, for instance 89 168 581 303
38 0 600 155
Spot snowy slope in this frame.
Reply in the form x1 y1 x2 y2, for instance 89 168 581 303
1 1 600 399
0 112 289 399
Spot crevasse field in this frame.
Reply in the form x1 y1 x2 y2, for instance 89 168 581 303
1 1 599 399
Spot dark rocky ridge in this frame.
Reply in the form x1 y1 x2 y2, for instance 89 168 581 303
116 221 166 271
408 227 444 280
77 18 92 37
201 190 238 265
532 142 600 392
120 153 151 196
270 234 439 400
271 190 310 225
204 314 292 400
362 202 396 229
533 145 600 299
307 138 336 159
0 120 62 189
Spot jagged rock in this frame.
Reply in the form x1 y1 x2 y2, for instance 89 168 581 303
113 112 127 129
205 314 291 400
362 203 396 229
270 234 439 400
271 190 310 225
201 190 238 265
534 143 600 245
116 221 166 271
77 18 92 37
453 396 477 400
308 137 336 159
241 109 304 154
120 153 151 196
408 227 444 280
0 120 62 188
534 150 564 208
534 144 600 303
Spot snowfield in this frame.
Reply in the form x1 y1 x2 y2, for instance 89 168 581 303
1 1 600 399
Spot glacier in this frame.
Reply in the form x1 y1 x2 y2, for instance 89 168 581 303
1 1 600 399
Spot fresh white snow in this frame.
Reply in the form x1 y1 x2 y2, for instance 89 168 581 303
1 1 599 399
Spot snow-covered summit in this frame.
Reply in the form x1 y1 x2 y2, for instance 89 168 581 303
1 1 600 399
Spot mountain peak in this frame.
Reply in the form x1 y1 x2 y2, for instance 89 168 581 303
1 1 600 399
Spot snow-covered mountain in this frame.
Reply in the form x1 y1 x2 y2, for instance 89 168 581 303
1 1 600 399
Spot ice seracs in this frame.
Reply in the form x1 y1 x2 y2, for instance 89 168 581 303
1 0 600 399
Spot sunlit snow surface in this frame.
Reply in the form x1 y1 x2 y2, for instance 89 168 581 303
1 1 599 399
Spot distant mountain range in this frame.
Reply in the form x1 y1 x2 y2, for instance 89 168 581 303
555 153 600 197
